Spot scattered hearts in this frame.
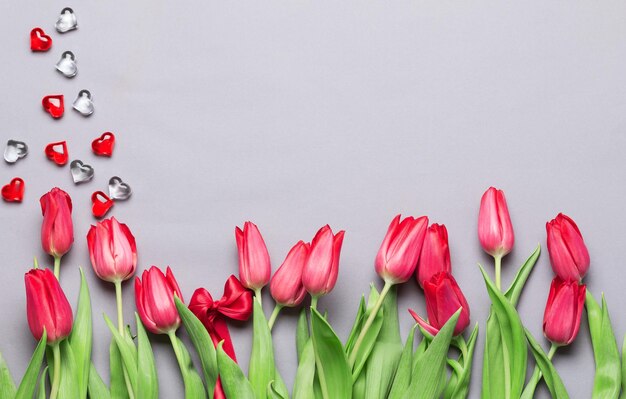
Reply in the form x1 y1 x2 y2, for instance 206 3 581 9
4 140 28 164
72 89 94 116
1 178 25 202
42 95 64 119
92 132 115 157
55 7 78 33
70 160 94 184
30 28 52 52
55 51 77 78
92 191 114 218
108 176 132 200
45 141 69 166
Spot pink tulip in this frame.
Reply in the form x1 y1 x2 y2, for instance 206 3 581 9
546 213 590 281
40 187 74 258
410 272 470 336
478 187 514 258
87 217 137 283
417 223 451 288
302 225 345 297
25 268 73 343
543 277 586 346
270 241 310 307
135 266 183 334
235 222 271 291
375 215 429 284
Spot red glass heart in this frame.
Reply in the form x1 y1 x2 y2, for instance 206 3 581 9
92 191 114 218
42 95 64 119
45 141 69 166
30 28 52 52
91 132 115 157
2 178 25 202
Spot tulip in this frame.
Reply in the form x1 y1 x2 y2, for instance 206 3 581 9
375 215 429 285
270 241 310 307
546 213 590 281
302 225 345 299
417 223 451 288
543 277 586 346
135 266 183 334
235 222 271 291
410 272 470 336
25 268 73 343
40 188 74 277
478 187 514 258
87 217 137 283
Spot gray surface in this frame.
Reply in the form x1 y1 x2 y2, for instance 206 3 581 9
1 1 626 398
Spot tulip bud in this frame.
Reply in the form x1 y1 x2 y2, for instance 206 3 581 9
235 222 271 291
25 268 73 343
270 241 310 307
302 225 345 297
409 272 470 336
478 187 514 258
543 277 586 346
375 215 429 285
135 266 183 334
546 213 590 281
417 223 451 288
87 217 137 283
40 187 74 258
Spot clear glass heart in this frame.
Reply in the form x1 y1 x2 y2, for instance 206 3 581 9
56 51 77 78
70 160 94 184
108 176 132 200
73 90 94 116
55 8 78 33
4 140 28 163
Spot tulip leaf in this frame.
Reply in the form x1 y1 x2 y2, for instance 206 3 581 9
267 381 289 399
216 342 256 399
297 309 309 362
293 339 316 399
351 305 383 381
88 362 111 399
444 324 479 399
310 308 352 399
15 331 46 399
109 339 130 399
344 296 367 355
365 341 402 399
175 297 218 398
622 334 626 399
69 268 93 399
249 300 281 399
58 339 80 398
586 292 621 399
353 371 367 399
504 245 541 307
0 351 16 399
387 326 416 399
104 315 138 395
174 337 207 399
135 314 158 399
36 367 47 399
524 329 569 399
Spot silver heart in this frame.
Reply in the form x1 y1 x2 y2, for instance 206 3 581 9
70 160 94 184
73 89 94 116
4 140 28 163
55 51 77 78
55 7 78 33
108 176 132 200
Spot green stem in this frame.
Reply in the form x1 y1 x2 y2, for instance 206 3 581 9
520 344 558 398
49 343 61 399
168 331 189 385
348 281 392 367
53 256 61 280
254 288 263 307
452 335 469 361
494 255 502 291
115 281 124 333
268 304 283 331
310 295 319 311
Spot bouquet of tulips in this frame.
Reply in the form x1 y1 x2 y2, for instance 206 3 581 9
0 186 622 399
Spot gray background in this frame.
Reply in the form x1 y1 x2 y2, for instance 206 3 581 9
1 1 626 398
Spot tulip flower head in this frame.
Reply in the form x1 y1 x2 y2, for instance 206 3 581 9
135 266 183 334
25 268 73 343
375 215 429 285
302 225 345 297
235 222 271 291
478 187 514 258
543 277 586 346
546 213 590 281
87 217 137 283
40 187 74 259
270 240 310 307
417 223 451 288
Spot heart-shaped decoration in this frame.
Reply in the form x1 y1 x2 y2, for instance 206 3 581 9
1 178 25 202
92 132 115 157
55 7 78 33
55 51 77 78
73 89 94 116
45 141 69 166
108 176 132 200
92 191 114 218
4 140 28 163
30 28 52 52
70 160 94 184
42 95 64 119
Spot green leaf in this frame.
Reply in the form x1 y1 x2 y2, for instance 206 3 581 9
377 285 402 344
174 337 207 399
445 324 479 399
267 381 289 399
109 339 130 399
297 309 309 362
175 297 218 398
350 305 383 381
104 315 138 395
15 331 47 399
69 268 92 399
388 326 416 399
88 362 111 399
344 297 367 355
364 341 402 399
58 338 80 398
0 351 16 399
216 342 256 399
310 308 352 399
293 339 316 399
504 245 541 307
352 371 366 399
586 292 621 399
249 300 278 399
36 367 47 399
622 334 626 399
135 314 158 399
524 329 569 399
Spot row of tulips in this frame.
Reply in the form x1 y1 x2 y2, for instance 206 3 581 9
0 186 623 399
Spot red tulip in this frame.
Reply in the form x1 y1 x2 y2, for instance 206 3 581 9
478 187 514 258
25 268 73 343
135 266 183 334
302 225 345 297
409 272 470 336
546 213 590 281
87 217 137 283
40 187 74 258
543 277 586 346
270 241 310 307
375 215 429 284
417 223 451 288
235 222 271 290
